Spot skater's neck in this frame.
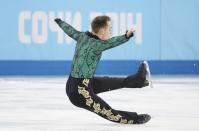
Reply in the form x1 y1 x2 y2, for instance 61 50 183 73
86 32 100 40
91 32 103 40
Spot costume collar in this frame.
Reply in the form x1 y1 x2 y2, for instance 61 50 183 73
86 31 100 40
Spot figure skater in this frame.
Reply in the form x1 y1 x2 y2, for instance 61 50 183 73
55 15 151 124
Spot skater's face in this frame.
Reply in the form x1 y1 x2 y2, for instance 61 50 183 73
99 21 112 40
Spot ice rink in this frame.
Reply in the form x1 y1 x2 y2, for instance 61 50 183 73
0 76 199 131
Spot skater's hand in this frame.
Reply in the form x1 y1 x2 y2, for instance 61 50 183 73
126 28 135 38
54 18 62 24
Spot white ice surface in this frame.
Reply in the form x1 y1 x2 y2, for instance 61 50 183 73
0 76 199 131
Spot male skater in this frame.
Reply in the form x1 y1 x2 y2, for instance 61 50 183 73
55 15 151 124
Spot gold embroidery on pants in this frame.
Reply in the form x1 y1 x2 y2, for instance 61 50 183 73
108 114 122 121
128 120 134 124
78 79 133 124
83 79 89 87
106 109 113 117
100 107 108 115
86 98 93 107
115 114 122 121
100 107 123 122
120 118 128 124
93 102 101 113
78 86 90 98
78 80 94 107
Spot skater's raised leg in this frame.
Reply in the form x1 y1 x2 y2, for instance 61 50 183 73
91 76 125 94
92 62 149 94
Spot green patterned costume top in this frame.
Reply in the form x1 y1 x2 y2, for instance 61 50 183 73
55 19 132 78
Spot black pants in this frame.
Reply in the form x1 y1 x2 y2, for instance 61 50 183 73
66 74 143 124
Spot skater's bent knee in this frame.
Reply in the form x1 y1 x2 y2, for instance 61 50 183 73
67 93 85 108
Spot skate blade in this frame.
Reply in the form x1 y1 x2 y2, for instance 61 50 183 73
143 61 154 88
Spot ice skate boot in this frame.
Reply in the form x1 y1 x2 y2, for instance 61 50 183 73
133 114 151 124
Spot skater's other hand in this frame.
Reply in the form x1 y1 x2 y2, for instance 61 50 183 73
126 28 135 38
54 18 62 24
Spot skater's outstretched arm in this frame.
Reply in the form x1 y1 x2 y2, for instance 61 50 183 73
94 29 135 52
54 18 81 41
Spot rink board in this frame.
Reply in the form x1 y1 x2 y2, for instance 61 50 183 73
0 60 198 75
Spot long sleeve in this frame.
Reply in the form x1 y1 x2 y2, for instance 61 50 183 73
94 34 131 53
55 19 81 41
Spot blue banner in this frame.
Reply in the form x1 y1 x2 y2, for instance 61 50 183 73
0 0 199 75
